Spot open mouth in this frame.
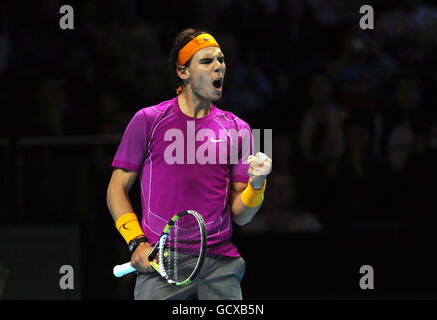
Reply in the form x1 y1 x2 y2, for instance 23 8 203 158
212 78 223 90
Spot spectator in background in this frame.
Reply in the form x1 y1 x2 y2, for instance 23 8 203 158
402 111 437 229
63 45 99 134
377 74 425 225
307 0 339 27
262 169 323 233
97 88 129 135
376 0 437 66
385 76 421 173
241 169 296 234
329 30 398 114
299 73 346 175
225 50 273 113
297 73 346 224
32 74 70 136
333 112 389 230
278 0 305 42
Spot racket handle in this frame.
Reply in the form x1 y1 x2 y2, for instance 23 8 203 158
113 262 136 277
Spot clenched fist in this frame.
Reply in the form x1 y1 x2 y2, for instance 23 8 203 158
247 152 272 189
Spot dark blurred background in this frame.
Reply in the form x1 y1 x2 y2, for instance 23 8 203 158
1 0 437 299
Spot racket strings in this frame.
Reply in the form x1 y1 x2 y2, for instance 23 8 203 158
161 215 203 283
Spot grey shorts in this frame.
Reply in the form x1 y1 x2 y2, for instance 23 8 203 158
134 255 246 300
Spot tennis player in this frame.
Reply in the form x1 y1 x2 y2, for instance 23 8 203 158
107 28 272 300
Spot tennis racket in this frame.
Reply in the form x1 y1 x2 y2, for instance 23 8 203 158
113 210 207 286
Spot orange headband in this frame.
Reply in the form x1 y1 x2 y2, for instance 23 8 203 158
177 33 220 66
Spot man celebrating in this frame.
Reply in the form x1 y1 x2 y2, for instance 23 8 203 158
107 28 272 300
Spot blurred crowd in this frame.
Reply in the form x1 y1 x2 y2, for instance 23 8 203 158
1 0 437 234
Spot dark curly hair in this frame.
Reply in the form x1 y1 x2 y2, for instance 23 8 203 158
168 28 211 92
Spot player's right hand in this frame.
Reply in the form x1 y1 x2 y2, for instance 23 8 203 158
130 242 156 273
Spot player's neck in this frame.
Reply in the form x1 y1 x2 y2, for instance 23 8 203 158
177 90 212 119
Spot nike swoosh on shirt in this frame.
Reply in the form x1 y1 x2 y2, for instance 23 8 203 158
210 138 225 143
204 37 211 41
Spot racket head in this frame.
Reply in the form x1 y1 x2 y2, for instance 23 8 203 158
150 210 207 286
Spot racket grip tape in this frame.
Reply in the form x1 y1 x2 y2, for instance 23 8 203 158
113 262 136 277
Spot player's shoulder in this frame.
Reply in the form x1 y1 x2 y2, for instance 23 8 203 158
139 97 176 116
132 97 177 125
214 105 250 129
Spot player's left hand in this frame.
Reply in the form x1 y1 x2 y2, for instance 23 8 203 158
248 152 272 189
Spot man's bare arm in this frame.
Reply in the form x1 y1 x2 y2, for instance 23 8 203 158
230 153 272 226
230 181 263 226
107 168 138 222
107 168 155 272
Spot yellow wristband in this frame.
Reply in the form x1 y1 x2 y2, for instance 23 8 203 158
115 213 145 244
241 180 267 208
